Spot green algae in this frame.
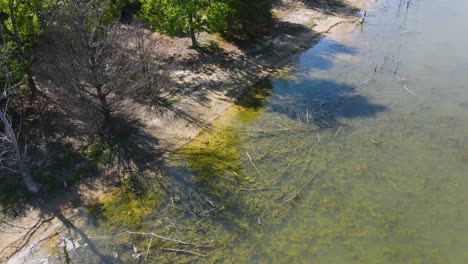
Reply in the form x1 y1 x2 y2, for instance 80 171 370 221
177 79 272 188
87 189 159 230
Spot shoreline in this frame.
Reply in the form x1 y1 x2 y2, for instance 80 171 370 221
1 0 369 262
137 1 368 159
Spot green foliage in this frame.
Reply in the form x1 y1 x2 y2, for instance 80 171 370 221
205 2 233 33
139 0 274 44
0 31 23 92
47 0 121 28
0 0 44 50
139 0 205 35
0 0 46 99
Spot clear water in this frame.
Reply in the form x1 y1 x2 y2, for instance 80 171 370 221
63 0 468 263
175 0 468 262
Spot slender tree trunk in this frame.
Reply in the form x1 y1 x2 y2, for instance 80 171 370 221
188 13 198 48
136 31 151 91
8 0 38 98
98 96 111 120
0 111 39 193
95 85 112 136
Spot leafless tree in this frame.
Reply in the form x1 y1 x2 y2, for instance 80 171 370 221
0 26 40 193
41 0 148 136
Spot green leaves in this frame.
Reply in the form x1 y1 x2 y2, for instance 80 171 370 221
140 0 199 35
139 0 274 43
205 2 232 33
0 0 43 50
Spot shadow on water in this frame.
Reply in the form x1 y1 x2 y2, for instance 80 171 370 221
297 39 359 70
268 78 387 127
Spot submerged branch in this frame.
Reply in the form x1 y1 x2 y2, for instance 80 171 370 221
277 173 318 206
89 231 191 245
403 84 416 96
159 247 207 257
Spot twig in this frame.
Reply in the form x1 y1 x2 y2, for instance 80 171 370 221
245 151 259 171
145 221 161 260
367 205 377 217
332 126 343 142
277 148 316 206
246 151 265 181
239 187 280 191
359 11 367 24
278 173 318 206
317 132 321 147
160 247 207 257
282 155 298 174
403 84 416 96
386 177 402 192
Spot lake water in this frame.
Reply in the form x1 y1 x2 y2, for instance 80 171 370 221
62 0 468 263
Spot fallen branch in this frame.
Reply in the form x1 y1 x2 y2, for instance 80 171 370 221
89 231 191 245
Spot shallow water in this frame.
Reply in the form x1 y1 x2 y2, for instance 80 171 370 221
172 0 468 262
64 0 468 263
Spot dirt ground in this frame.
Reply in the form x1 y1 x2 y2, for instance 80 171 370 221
0 0 369 262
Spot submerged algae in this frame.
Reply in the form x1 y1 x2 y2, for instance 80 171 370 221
177 79 272 187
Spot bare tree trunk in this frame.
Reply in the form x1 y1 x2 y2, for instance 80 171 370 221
96 85 111 121
0 111 39 193
136 30 151 91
